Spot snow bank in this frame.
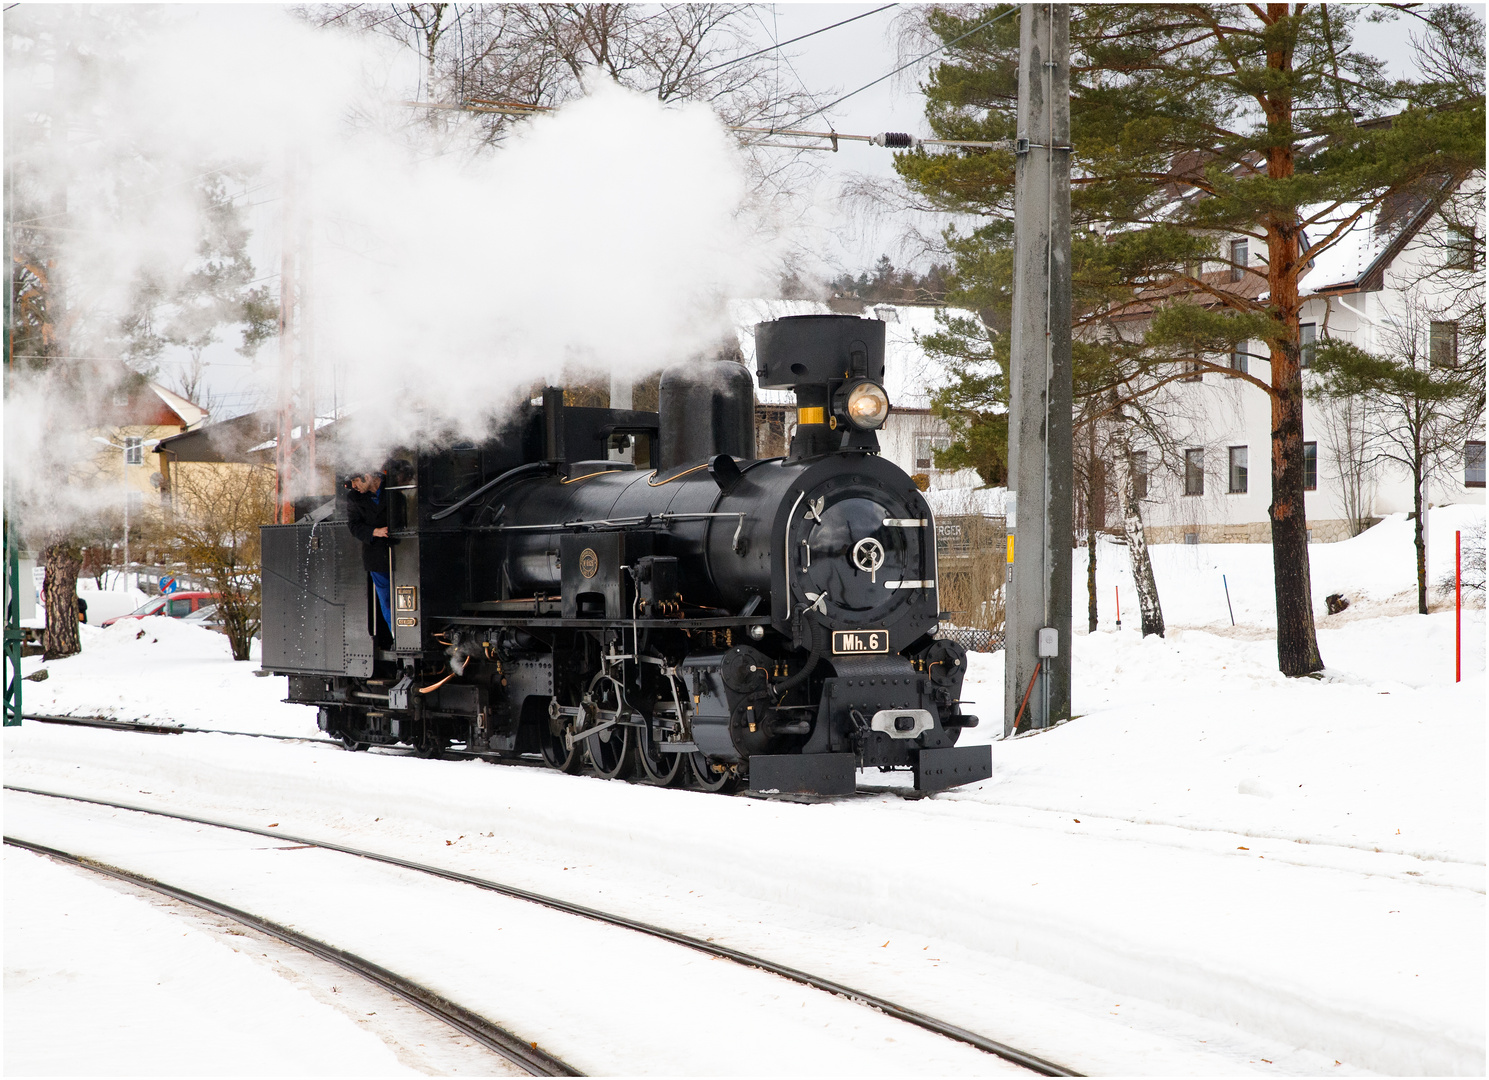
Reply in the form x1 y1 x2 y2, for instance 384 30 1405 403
1087 503 1486 629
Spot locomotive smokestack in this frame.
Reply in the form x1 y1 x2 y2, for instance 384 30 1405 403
657 359 756 471
754 315 889 462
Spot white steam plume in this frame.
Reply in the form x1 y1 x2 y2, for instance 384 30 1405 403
4 6 779 534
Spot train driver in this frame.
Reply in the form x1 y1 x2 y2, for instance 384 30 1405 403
345 467 394 637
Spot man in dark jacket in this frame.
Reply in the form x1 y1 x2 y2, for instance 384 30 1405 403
346 469 394 635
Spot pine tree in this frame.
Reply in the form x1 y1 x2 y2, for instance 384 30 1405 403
896 3 1485 675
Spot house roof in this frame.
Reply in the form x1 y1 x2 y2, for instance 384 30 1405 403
1299 171 1464 295
147 383 207 429
154 410 276 462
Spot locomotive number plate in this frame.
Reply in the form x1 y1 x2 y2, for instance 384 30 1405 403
833 629 888 655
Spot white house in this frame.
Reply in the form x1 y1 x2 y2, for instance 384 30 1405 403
1122 175 1484 544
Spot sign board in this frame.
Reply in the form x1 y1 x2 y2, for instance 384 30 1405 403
159 576 178 594
832 629 888 655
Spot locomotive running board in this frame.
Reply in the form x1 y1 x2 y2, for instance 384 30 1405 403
915 745 993 792
749 753 856 797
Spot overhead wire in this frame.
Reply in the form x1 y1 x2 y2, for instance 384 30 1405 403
645 5 897 94
787 5 1018 129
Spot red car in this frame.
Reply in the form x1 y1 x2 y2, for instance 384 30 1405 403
100 591 219 628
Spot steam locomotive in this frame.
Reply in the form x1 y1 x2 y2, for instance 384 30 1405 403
261 315 991 795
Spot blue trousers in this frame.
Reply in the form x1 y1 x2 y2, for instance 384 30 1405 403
369 570 392 632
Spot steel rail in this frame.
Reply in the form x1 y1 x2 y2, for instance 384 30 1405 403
5 784 1080 1077
3 834 580 1077
22 711 345 744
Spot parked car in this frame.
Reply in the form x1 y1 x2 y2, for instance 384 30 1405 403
180 603 225 633
100 591 218 628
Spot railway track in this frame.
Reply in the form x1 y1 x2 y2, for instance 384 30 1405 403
4 833 578 1077
5 783 1080 1078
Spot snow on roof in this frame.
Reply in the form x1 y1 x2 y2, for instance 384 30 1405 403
147 382 207 429
729 299 976 412
1299 202 1392 295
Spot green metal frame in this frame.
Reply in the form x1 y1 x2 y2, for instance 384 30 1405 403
4 161 20 725
3 522 19 725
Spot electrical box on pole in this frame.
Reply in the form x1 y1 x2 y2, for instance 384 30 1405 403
1004 3 1073 736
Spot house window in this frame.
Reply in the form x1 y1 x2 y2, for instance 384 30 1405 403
1303 441 1317 491
123 437 144 466
1181 360 1204 383
1430 321 1459 368
1184 531 1200 546
1467 441 1486 488
1183 258 1203 280
1228 446 1248 494
1229 344 1248 375
112 389 129 407
1229 239 1248 282
1184 448 1204 496
1299 323 1316 369
914 435 951 471
1447 225 1478 272
1131 450 1150 499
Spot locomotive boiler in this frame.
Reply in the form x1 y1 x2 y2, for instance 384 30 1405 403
261 315 992 795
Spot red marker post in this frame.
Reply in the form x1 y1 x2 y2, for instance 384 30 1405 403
1114 585 1121 631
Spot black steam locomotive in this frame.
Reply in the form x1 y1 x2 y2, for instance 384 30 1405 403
261 315 991 795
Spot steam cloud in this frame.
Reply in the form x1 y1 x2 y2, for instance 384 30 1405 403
4 6 779 535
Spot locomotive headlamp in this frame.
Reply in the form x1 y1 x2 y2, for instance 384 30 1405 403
841 380 890 430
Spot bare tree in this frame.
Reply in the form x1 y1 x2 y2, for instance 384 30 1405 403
164 464 277 660
1314 394 1379 537
306 4 821 177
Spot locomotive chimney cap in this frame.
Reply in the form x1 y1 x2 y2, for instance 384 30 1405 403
754 315 886 391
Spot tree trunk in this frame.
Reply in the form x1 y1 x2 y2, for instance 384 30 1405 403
1268 341 1325 675
1413 466 1428 615
42 541 82 661
1259 3 1324 675
1087 527 1098 633
1086 421 1100 633
1111 404 1164 637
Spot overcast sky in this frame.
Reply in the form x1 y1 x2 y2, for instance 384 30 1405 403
181 3 1482 418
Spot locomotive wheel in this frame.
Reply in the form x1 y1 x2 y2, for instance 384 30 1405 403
584 724 634 780
687 752 738 793
636 723 683 786
540 723 583 774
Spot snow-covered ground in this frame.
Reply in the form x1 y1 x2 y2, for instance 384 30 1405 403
5 507 1484 1075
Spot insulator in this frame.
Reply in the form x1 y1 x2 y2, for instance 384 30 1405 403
872 132 918 149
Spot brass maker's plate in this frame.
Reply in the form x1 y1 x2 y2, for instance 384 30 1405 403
833 629 888 655
579 548 600 579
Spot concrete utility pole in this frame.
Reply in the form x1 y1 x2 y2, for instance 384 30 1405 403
1004 3 1073 735
276 153 316 524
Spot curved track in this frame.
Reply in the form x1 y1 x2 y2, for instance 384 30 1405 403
3 833 578 1077
5 784 1080 1077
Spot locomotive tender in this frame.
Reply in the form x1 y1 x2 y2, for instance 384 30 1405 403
261 315 992 795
